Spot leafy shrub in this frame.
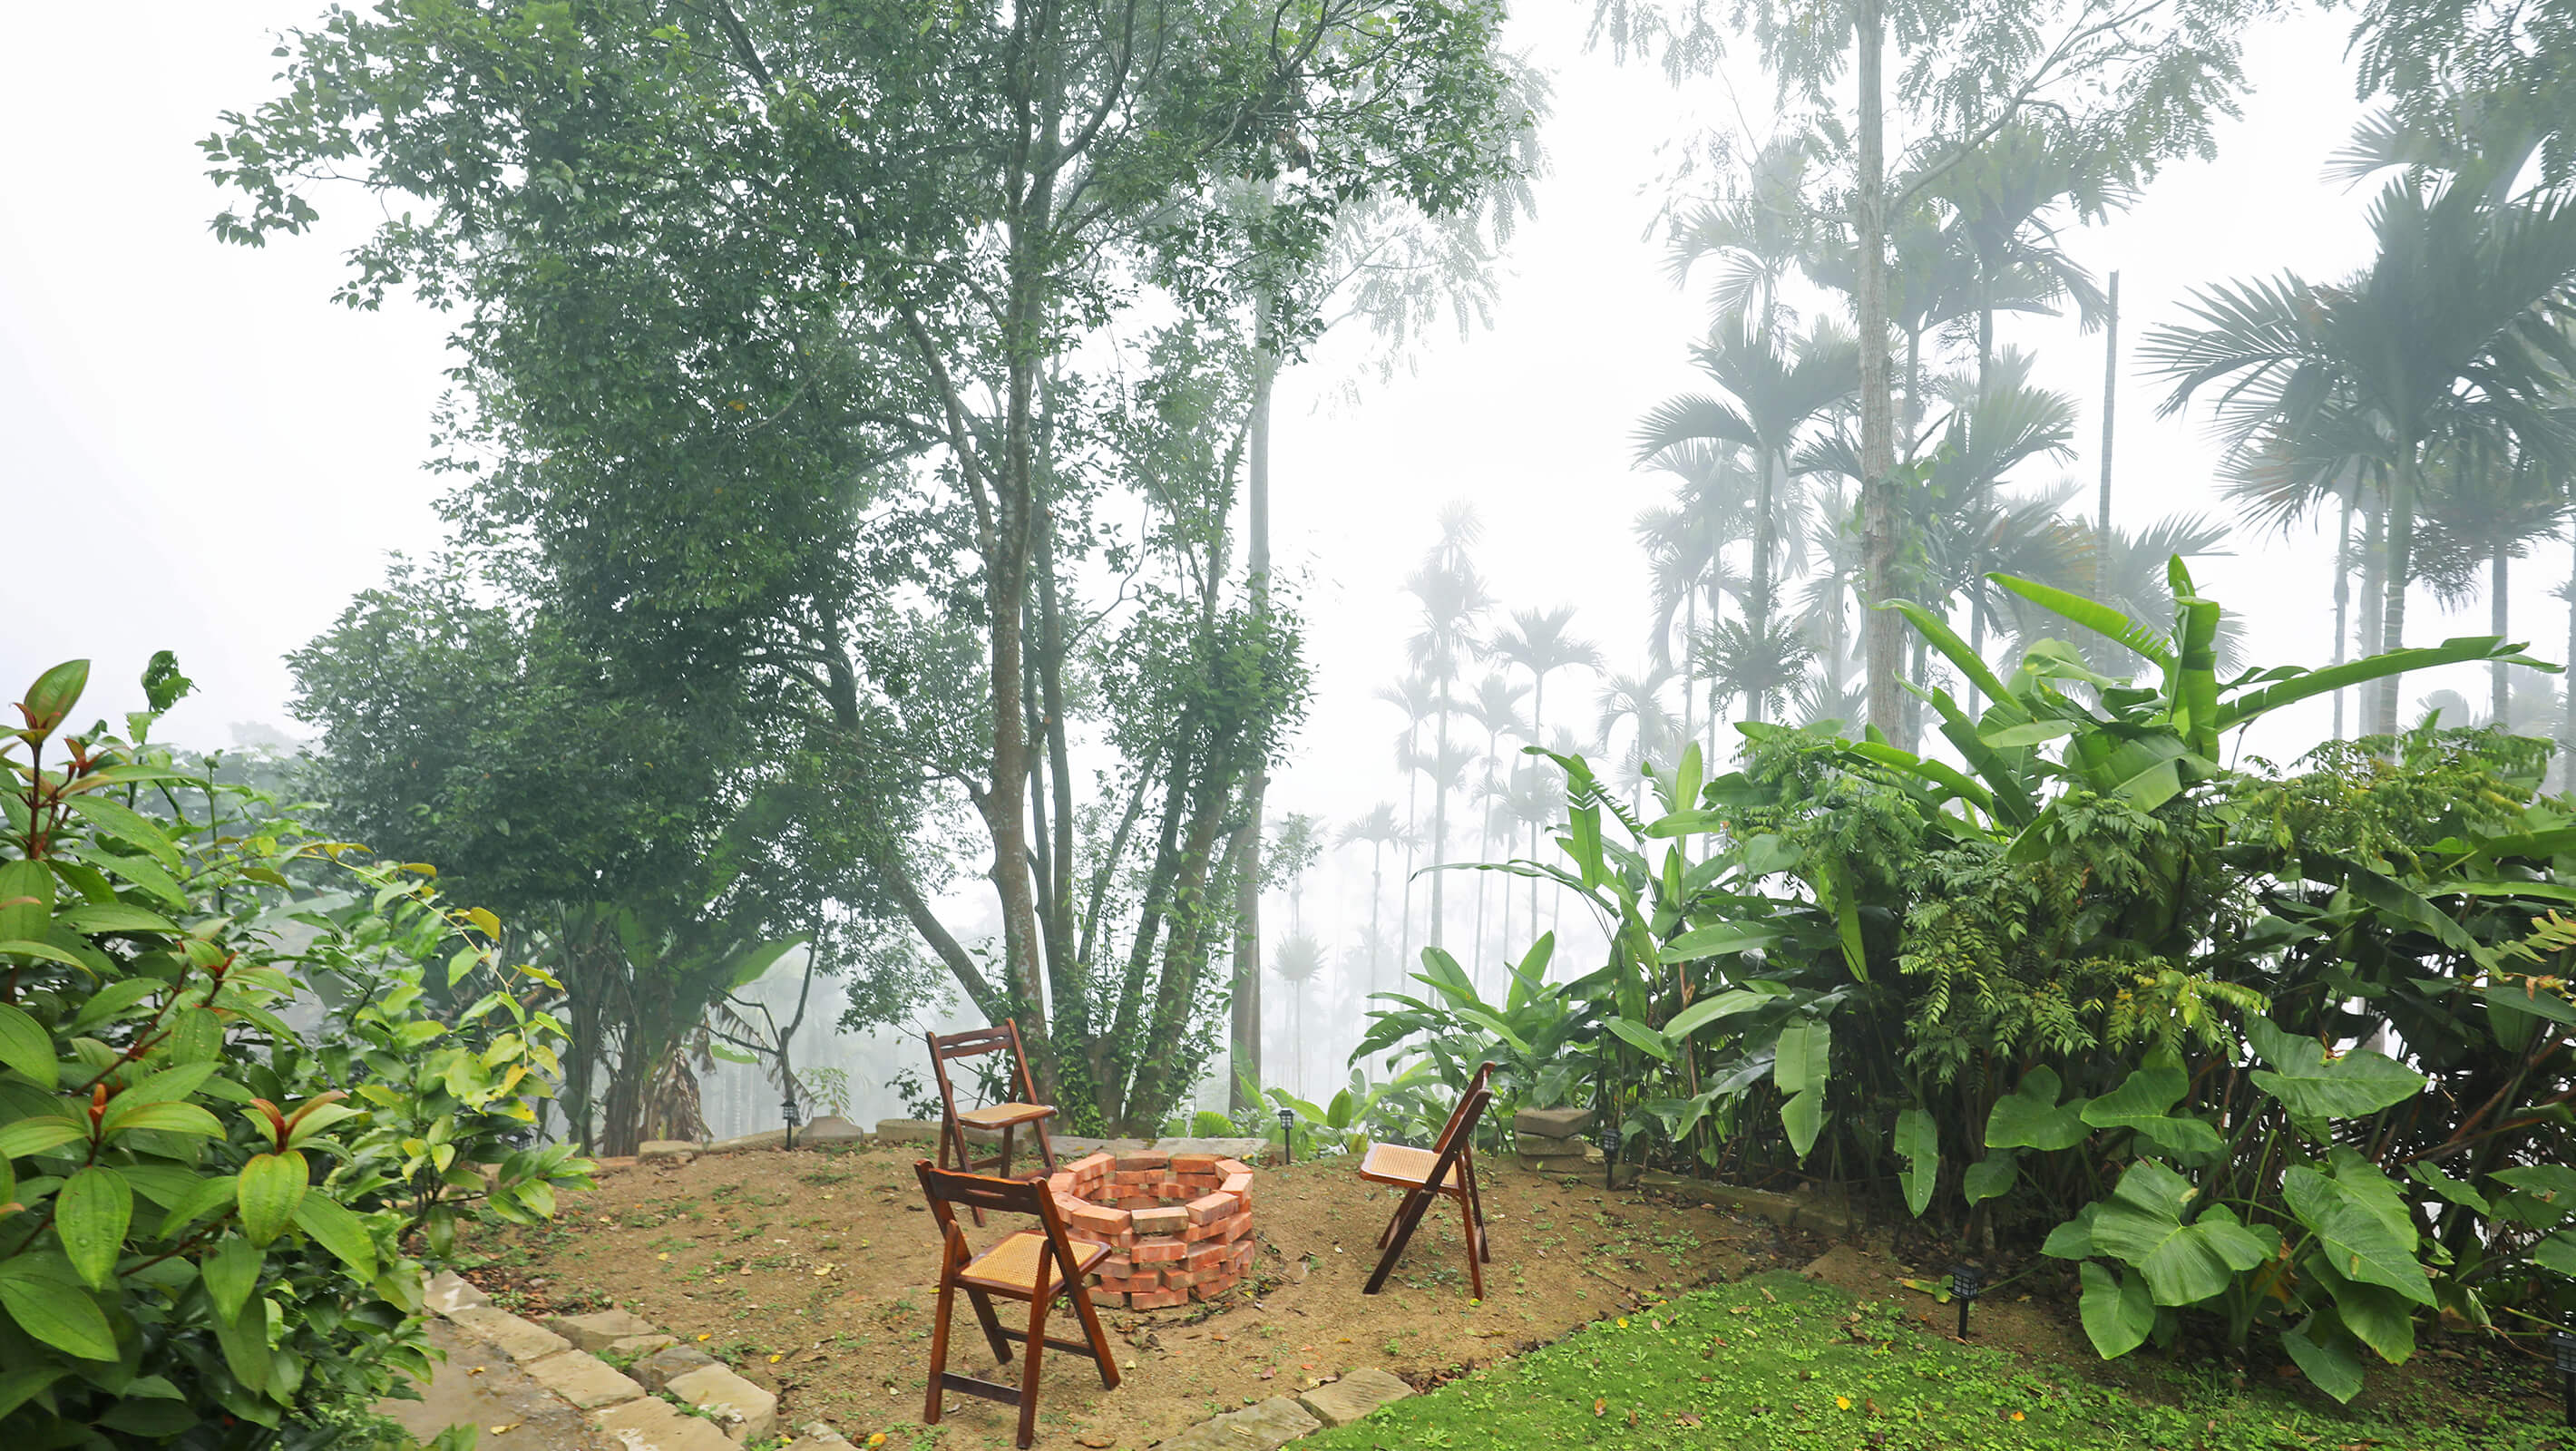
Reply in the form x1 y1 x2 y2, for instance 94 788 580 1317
1404 562 2576 1399
1 657 589 1443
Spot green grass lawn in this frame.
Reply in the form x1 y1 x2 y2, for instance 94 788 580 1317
1300 1271 2571 1451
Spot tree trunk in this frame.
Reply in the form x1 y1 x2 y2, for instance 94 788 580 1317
1429 679 1453 949
1749 447 1780 725
1854 0 1906 748
2331 481 2356 740
1228 311 1277 1114
2492 545 2511 727
2359 497 2386 732
2561 522 2576 790
1368 842 1386 997
2374 457 2418 739
2096 272 2120 595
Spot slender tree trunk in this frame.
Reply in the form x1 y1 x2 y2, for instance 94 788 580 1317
1429 680 1453 949
2375 456 2419 739
2359 496 2386 731
2561 524 2576 790
1854 0 1905 747
2492 545 2511 727
2331 482 2356 740
1399 733 1421 975
2096 271 2120 596
1750 448 1781 725
1228 312 1278 1113
1529 669 1547 937
1368 842 1386 996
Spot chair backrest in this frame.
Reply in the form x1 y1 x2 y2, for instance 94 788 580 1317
912 1160 1089 1290
925 1018 1040 1110
1422 1061 1496 1154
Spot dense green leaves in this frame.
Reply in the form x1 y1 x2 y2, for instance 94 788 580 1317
2244 1015 2426 1119
57 1168 132 1289
2086 1160 2272 1306
1985 1066 2088 1151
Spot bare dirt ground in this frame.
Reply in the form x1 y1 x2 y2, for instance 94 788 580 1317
457 1141 1811 1449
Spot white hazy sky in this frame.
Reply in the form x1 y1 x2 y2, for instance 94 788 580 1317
2 3 2554 1095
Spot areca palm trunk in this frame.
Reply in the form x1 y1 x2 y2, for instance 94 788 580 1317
2375 455 2421 738
1368 840 1386 995
2360 494 2387 736
2493 544 2512 727
1429 680 1453 950
1749 447 1782 725
2331 482 2356 740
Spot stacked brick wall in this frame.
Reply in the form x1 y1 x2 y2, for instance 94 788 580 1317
1049 1151 1258 1310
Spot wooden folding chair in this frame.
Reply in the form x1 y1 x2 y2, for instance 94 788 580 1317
1358 1061 1496 1299
926 1020 1059 1222
913 1161 1121 1448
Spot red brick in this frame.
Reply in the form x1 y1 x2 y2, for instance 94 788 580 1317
1220 1172 1254 1197
1070 1204 1130 1236
1115 1152 1170 1172
1111 1168 1158 1185
1128 1288 1188 1309
1169 1153 1224 1173
1186 1242 1228 1271
1206 1210 1251 1241
1047 1171 1076 1194
1180 1193 1232 1225
1201 1269 1240 1294
1067 1152 1117 1177
1214 1158 1254 1176
1103 1272 1161 1293
1160 1267 1202 1289
1132 1240 1187 1263
1132 1206 1188 1236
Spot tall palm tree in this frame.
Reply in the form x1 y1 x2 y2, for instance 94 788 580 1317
1668 135 1822 339
1920 121 2126 404
1337 803 1410 993
2145 170 2576 735
1634 443 1755 748
2410 452 2570 726
1637 315 1859 726
1461 674 1530 972
1595 667 1680 813
1999 514 2240 678
1406 553 1493 950
1271 933 1326 1094
1487 605 1603 754
1373 672 1439 969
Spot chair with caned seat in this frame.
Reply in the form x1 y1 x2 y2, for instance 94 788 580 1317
913 1161 1121 1448
926 1020 1059 1221
1357 1060 1496 1299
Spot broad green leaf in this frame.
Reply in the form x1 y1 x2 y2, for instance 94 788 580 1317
724 936 806 990
291 1194 377 1281
1604 1017 1672 1061
237 1151 308 1246
2283 1163 2433 1306
1894 1106 1938 1218
2081 1066 2221 1156
2280 1316 2364 1403
60 796 181 870
2216 636 2552 733
1992 575 2177 668
1780 1086 1823 1159
0 1117 87 1158
69 976 161 1030
1661 989 1765 1040
1986 1066 2088 1151
2405 1162 2490 1215
112 1060 218 1109
0 939 91 971
1655 922 1782 962
1773 1018 1831 1096
2532 1232 2576 1279
2089 1159 2265 1306
106 1101 224 1138
203 1237 262 1320
0 1001 57 1088
2245 1014 2425 1119
2308 1258 2418 1365
284 1102 362 1149
1978 719 2079 747
707 1043 758 1066
0 1364 70 1420
64 846 185 911
210 1287 271 1391
1887 599 2016 704
57 903 182 937
57 1166 132 1289
2078 1261 2153 1358
1963 1154 2018 1206
21 659 90 734
0 1256 116 1360
2042 1203 2101 1260
0 859 51 940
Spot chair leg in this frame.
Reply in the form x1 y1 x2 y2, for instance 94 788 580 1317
944 1117 984 1227
1000 1123 1016 1182
924 1271 957 1426
964 1285 1013 1363
1064 1281 1120 1390
1036 1118 1059 1173
1364 1185 1437 1294
1016 1290 1052 1448
1461 1153 1491 1263
1455 1189 1484 1300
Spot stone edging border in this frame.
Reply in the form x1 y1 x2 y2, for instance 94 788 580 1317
422 1271 843 1451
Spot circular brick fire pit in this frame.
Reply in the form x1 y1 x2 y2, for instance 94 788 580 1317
1048 1150 1257 1310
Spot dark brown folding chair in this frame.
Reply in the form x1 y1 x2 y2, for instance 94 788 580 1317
913 1161 1121 1448
927 1020 1059 1222
1357 1061 1496 1299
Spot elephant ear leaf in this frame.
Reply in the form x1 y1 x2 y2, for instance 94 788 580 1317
1894 1107 1938 1218
2244 1014 2425 1119
2078 1261 2154 1359
1986 1066 2089 1151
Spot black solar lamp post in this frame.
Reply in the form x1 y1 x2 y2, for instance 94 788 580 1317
2552 1329 2576 1427
782 1091 801 1151
1601 1124 1620 1192
1951 1263 1983 1339
1277 1105 1297 1165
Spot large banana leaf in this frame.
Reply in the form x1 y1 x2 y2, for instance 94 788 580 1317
2213 636 2558 733
1992 573 2179 669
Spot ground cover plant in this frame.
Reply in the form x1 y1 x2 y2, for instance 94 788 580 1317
454 1141 1788 1448
1301 1270 2571 1451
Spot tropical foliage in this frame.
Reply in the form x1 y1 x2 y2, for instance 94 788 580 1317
2 657 589 1444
